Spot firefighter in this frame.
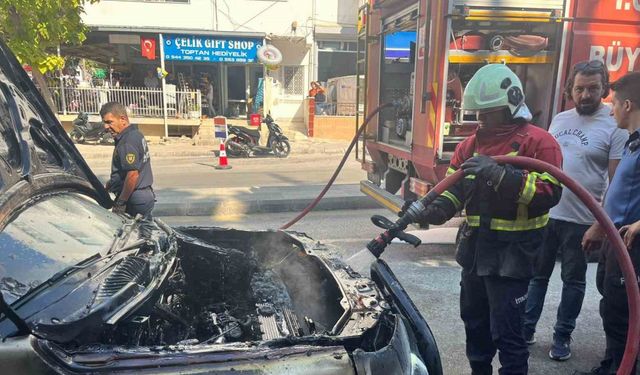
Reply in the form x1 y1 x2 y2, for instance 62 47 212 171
101 102 155 219
576 72 640 375
401 64 563 374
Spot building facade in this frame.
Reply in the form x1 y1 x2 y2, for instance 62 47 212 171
67 0 358 133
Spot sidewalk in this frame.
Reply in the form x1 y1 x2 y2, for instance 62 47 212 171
76 137 352 160
152 183 380 218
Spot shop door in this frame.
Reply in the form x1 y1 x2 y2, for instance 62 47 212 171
226 65 247 117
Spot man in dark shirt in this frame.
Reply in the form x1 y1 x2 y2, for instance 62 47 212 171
100 102 155 219
577 72 640 375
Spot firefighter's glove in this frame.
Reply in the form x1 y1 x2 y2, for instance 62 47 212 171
461 155 506 190
399 199 450 226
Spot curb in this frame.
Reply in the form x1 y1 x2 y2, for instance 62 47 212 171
80 147 350 160
153 195 381 217
80 149 216 160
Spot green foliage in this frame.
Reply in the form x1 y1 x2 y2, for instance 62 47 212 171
0 0 99 73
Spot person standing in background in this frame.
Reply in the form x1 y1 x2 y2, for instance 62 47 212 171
309 81 326 115
523 60 628 361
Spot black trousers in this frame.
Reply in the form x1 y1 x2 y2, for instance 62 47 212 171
595 240 640 374
461 270 530 375
125 188 155 220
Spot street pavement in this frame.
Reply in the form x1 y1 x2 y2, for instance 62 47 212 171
75 137 352 160
162 209 609 375
79 141 378 217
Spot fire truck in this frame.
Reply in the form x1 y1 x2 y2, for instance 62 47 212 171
356 0 640 212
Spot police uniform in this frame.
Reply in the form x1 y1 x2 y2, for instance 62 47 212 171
108 125 155 218
594 130 640 374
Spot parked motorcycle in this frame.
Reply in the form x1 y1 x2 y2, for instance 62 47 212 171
225 114 291 158
69 112 114 144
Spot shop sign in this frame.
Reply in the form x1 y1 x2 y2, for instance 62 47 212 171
163 34 262 63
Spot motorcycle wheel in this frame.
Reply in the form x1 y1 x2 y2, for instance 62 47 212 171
271 139 290 158
70 131 84 144
225 137 250 158
102 135 115 145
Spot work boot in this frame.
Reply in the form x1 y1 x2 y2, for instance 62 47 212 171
523 329 536 345
549 334 572 361
470 361 492 375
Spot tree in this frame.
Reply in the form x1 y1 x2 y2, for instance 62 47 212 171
0 0 98 111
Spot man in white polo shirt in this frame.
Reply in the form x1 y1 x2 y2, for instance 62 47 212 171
522 60 628 361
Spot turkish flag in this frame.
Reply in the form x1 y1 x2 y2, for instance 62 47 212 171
141 38 156 60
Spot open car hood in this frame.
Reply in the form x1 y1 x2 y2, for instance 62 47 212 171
0 39 110 206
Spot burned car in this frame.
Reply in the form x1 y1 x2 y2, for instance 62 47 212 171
0 40 442 375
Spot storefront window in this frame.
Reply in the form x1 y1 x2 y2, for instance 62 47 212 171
317 40 357 83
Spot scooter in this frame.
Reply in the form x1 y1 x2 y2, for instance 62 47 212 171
69 112 114 144
225 114 291 158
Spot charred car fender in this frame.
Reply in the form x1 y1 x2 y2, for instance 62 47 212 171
352 315 428 375
370 260 443 375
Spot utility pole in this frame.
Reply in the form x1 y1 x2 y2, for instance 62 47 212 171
212 0 219 31
310 0 317 84
159 33 169 139
57 45 67 116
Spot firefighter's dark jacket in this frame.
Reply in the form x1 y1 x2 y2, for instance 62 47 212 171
434 123 563 279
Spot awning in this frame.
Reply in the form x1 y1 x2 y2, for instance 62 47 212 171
90 25 265 39
315 25 357 41
60 28 266 66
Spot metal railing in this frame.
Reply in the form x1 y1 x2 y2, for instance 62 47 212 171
48 86 202 119
317 101 358 116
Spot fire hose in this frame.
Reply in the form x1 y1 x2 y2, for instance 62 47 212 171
280 104 640 374
366 156 640 375
278 102 393 230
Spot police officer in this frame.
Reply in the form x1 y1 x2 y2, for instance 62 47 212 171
577 72 640 375
401 64 563 374
100 102 155 219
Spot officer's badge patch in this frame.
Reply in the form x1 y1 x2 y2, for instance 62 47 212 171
126 153 136 164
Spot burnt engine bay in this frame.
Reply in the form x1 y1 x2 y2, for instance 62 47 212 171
70 228 352 350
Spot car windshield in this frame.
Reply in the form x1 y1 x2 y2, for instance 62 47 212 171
0 193 124 304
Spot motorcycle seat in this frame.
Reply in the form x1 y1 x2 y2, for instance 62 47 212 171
236 126 261 138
